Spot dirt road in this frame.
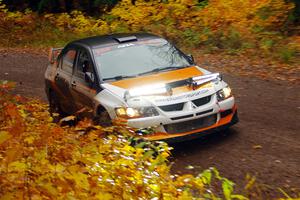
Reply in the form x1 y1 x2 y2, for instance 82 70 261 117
0 51 299 193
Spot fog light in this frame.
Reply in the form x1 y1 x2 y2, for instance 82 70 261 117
115 106 158 119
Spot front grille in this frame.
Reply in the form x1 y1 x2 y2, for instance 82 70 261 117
158 103 184 112
164 114 217 134
196 109 213 116
192 95 211 107
171 114 193 121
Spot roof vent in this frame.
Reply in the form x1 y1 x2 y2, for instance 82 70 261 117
113 36 137 43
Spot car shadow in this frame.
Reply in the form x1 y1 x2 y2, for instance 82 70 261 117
169 128 239 161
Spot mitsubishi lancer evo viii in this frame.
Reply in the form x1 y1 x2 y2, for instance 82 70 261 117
45 33 238 142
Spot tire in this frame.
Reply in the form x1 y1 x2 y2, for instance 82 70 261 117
49 91 64 122
94 109 112 127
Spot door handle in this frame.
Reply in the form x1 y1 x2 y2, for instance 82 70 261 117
54 73 59 81
71 81 77 87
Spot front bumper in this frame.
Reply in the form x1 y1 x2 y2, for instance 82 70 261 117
148 109 239 143
123 95 238 142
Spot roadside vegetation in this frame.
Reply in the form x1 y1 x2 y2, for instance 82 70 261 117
0 82 250 199
0 81 299 199
0 0 299 64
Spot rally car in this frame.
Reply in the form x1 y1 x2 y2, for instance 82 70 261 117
45 33 238 142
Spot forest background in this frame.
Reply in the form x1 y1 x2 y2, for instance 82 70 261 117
0 0 299 63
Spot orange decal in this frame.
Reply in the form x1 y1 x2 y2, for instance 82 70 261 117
110 66 203 90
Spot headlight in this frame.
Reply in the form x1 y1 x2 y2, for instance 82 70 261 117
115 107 159 119
216 86 232 101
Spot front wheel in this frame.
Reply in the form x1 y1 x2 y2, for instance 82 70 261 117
94 110 112 127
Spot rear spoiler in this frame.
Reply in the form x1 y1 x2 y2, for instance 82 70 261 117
48 47 63 64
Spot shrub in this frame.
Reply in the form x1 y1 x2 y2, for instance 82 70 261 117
278 46 297 63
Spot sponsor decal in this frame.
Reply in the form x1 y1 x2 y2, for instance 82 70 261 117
155 89 209 103
117 43 135 48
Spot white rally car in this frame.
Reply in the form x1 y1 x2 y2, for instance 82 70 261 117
45 33 238 142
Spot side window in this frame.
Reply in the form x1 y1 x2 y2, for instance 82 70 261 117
61 50 76 74
75 51 95 84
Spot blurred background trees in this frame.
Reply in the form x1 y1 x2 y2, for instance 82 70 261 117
0 0 299 63
2 0 299 25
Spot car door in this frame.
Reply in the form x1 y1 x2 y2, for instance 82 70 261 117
54 48 77 114
70 48 97 118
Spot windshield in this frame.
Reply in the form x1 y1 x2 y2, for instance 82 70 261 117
93 39 191 81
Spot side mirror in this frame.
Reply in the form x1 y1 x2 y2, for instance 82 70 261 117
85 72 95 85
187 54 195 64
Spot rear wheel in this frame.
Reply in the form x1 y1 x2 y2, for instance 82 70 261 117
49 91 64 122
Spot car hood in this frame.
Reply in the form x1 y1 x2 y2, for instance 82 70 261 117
109 66 204 90
100 66 218 103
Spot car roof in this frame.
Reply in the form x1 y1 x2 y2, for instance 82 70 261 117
70 33 162 49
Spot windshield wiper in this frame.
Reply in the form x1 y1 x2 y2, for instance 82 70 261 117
138 66 189 76
103 75 136 81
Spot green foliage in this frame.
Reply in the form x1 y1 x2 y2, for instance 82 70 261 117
195 0 209 8
182 29 201 47
260 38 274 52
257 6 272 21
278 47 297 63
221 29 243 50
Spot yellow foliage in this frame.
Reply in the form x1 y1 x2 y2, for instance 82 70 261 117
109 0 295 46
110 0 294 33
45 11 109 34
0 0 298 61
110 0 197 30
0 81 250 199
0 0 297 52
199 0 294 33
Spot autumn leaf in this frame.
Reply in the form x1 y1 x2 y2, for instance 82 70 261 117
0 131 11 145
